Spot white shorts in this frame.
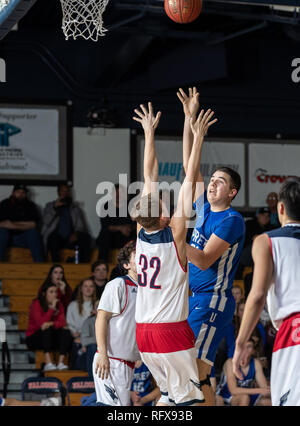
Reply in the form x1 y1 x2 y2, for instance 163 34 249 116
136 320 205 406
92 355 135 406
141 348 204 406
271 312 300 406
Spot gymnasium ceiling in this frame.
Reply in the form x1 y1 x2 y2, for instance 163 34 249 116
1 0 300 133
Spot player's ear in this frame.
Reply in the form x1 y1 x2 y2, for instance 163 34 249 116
229 188 237 200
277 201 284 216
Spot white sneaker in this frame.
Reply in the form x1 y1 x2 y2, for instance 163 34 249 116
57 362 68 370
40 396 62 406
43 362 57 371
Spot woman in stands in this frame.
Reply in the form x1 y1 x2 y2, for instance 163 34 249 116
66 278 97 369
26 282 72 371
38 264 73 312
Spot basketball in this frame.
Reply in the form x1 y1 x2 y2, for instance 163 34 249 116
164 0 202 24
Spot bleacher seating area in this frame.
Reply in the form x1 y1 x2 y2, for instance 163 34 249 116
0 247 120 405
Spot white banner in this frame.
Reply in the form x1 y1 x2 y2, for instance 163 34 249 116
0 108 59 175
249 143 300 207
140 139 245 207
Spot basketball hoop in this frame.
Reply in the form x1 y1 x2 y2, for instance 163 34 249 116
59 0 110 42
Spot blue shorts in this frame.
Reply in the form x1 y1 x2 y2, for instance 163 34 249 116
188 292 236 365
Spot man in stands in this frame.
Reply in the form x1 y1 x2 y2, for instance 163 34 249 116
42 183 91 263
0 184 44 262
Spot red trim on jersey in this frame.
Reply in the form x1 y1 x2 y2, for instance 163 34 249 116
273 312 300 353
96 352 135 369
269 237 273 259
173 240 187 273
136 320 195 353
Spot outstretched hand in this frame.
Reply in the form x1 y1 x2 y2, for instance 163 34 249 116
190 108 218 138
177 87 200 118
133 102 161 133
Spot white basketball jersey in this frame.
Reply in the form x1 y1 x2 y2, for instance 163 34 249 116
266 224 300 330
135 226 189 324
99 276 140 362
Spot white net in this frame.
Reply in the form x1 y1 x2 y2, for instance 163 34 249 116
60 0 110 42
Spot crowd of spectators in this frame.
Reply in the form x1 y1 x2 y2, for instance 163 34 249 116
0 182 281 406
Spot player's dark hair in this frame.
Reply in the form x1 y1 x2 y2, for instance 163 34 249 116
278 177 300 221
117 240 136 272
213 167 241 194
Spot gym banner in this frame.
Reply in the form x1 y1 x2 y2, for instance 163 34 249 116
0 107 59 175
249 143 300 207
139 138 245 207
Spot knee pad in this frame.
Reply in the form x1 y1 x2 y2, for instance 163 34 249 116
200 375 211 388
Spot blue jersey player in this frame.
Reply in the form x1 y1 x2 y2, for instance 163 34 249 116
177 87 246 405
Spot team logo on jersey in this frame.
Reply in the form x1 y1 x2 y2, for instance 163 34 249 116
131 288 137 293
279 389 290 406
190 379 202 390
104 384 118 401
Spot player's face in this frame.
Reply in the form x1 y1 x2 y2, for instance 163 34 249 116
128 251 137 275
207 172 236 206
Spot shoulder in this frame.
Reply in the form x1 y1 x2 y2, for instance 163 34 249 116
66 301 77 311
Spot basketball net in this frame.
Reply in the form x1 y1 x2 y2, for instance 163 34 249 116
60 0 110 42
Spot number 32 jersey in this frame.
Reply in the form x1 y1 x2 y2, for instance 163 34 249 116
135 226 189 324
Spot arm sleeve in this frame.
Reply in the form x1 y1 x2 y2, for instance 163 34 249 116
98 278 126 315
66 302 79 335
214 215 245 245
53 303 67 329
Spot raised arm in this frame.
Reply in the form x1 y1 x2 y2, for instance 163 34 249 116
133 102 161 197
171 109 217 266
177 87 205 201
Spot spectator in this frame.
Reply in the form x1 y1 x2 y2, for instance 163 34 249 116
38 264 73 312
72 260 108 301
91 260 108 300
266 192 280 228
96 184 136 261
0 184 44 262
81 299 99 377
235 207 273 281
42 184 91 263
232 285 243 315
130 361 161 406
66 278 97 369
215 339 271 406
25 282 72 371
0 394 62 406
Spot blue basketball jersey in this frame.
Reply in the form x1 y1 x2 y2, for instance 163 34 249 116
131 362 154 406
217 358 256 401
189 191 245 297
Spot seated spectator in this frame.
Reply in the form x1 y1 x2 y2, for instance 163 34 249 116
96 184 136 261
0 394 62 406
0 184 44 262
66 278 97 369
91 260 108 300
215 339 271 406
266 192 280 228
72 260 108 301
130 361 161 406
81 299 99 377
38 264 73 312
235 207 273 280
25 282 72 371
232 285 243 314
42 184 91 263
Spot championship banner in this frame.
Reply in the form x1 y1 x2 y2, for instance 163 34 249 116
0 107 59 175
249 143 300 207
139 138 245 207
